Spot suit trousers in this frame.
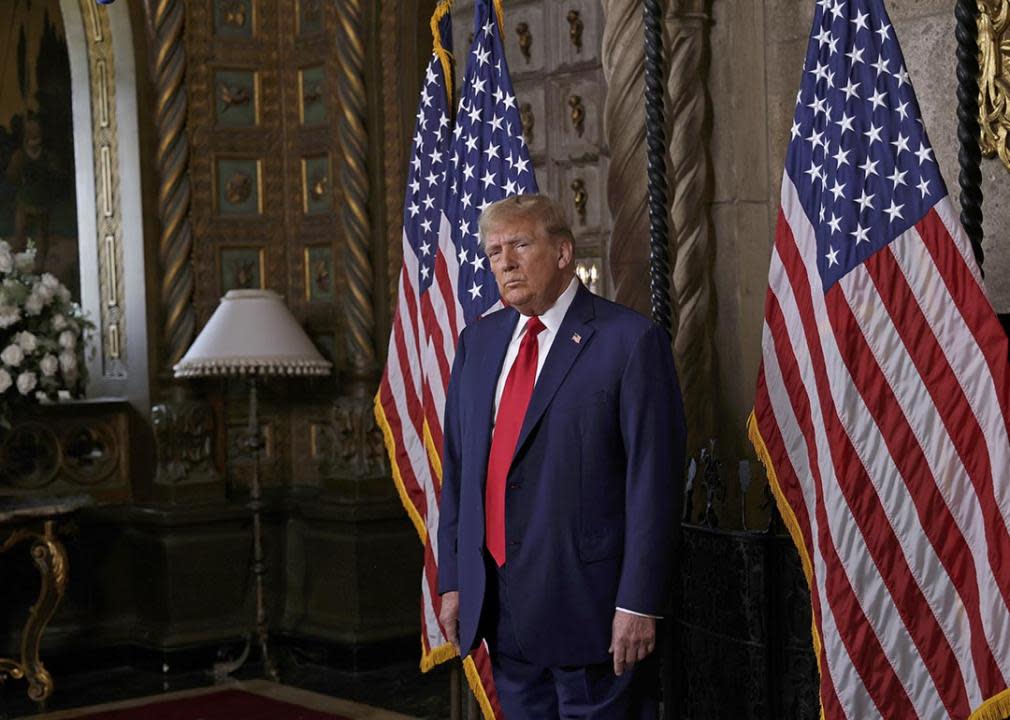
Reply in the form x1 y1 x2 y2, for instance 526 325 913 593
480 554 660 720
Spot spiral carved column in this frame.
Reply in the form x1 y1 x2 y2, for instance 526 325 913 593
955 0 985 269
666 0 715 454
603 0 658 318
144 0 195 370
336 0 376 387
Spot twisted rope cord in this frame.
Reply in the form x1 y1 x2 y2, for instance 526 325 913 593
956 0 985 270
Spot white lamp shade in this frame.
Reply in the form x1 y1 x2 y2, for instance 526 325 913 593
174 289 332 377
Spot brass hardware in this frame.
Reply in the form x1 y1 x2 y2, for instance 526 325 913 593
568 95 585 137
520 102 535 145
567 9 583 52
516 22 532 63
979 0 1010 171
571 178 587 221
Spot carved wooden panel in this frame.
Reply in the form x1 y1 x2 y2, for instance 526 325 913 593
451 0 611 296
186 0 346 489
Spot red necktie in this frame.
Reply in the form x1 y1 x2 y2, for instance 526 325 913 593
485 316 546 566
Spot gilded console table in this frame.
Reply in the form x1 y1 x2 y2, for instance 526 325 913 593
0 495 91 702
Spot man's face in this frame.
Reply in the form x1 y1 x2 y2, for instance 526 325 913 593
484 214 573 316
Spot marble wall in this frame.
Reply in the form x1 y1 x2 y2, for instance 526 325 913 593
706 0 1010 467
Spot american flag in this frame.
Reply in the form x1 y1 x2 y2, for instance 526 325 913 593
374 0 535 716
749 1 1010 718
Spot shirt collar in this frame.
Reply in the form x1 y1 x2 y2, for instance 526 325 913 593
518 276 579 336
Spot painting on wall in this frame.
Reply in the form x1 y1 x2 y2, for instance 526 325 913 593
219 246 264 292
0 0 79 298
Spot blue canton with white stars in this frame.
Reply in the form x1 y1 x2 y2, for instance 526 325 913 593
444 0 539 324
789 0 945 290
405 13 454 298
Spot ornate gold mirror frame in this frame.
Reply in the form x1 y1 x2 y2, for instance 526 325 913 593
979 0 1010 168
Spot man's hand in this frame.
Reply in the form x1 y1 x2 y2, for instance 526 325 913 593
440 591 461 652
609 610 656 676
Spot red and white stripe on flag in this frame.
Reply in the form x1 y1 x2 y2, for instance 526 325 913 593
750 174 1010 720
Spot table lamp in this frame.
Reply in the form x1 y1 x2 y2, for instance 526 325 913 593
174 289 331 679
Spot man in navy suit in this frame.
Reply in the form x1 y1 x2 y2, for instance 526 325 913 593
437 194 686 718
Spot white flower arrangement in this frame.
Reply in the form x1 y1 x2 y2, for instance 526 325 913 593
0 239 92 426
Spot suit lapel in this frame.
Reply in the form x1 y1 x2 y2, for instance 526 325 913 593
473 309 519 485
512 284 596 462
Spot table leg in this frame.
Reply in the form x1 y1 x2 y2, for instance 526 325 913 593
0 521 68 702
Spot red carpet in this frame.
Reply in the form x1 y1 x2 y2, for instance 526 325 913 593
69 689 354 720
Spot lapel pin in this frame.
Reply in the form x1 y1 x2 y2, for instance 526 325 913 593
572 333 582 344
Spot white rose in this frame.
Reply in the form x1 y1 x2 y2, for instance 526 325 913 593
57 286 70 303
24 293 43 316
41 273 60 290
0 246 12 273
39 354 58 377
14 248 35 272
52 314 67 331
59 349 77 373
16 331 37 353
1 344 24 367
34 282 54 303
0 368 10 393
57 389 71 401
16 371 36 395
0 306 19 329
59 330 77 350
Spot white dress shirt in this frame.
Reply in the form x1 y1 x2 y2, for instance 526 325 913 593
493 276 579 419
489 276 659 620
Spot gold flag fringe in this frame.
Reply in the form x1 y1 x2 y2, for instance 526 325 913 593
374 394 427 543
969 688 1010 720
464 655 497 720
430 0 455 106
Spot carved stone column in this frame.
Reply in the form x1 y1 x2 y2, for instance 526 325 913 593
143 0 196 372
602 0 654 317
666 0 716 456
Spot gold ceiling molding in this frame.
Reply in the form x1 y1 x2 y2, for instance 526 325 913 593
980 0 1010 170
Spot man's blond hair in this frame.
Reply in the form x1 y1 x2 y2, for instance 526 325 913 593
477 194 575 249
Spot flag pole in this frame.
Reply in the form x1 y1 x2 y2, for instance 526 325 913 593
955 0 985 271
642 0 673 333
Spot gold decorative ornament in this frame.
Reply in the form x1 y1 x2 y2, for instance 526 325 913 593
0 522 69 702
979 0 1010 170
568 94 585 137
219 83 251 110
567 9 584 52
516 22 532 63
571 178 587 221
225 172 253 204
221 0 246 27
310 171 328 202
520 102 535 145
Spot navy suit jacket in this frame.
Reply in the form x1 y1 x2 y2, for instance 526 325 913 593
437 283 686 667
